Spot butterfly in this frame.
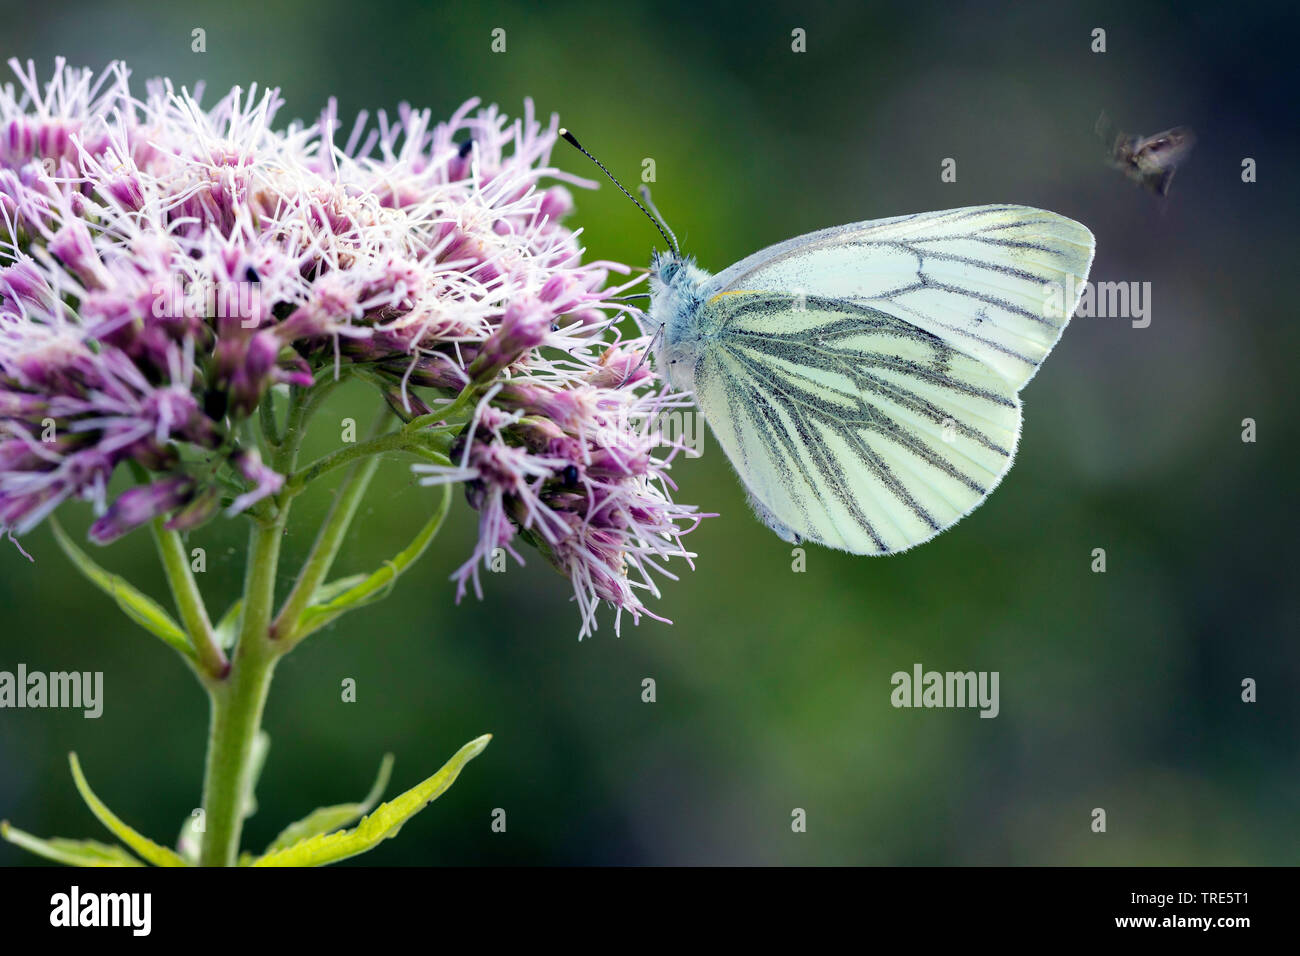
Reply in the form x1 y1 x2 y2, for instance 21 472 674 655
561 132 1094 555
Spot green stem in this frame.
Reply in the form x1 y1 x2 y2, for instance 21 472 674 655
272 453 382 641
198 518 283 866
402 384 483 435
197 384 322 866
197 652 275 865
150 520 226 679
284 476 452 651
285 429 436 495
194 373 447 864
259 395 282 450
274 388 313 476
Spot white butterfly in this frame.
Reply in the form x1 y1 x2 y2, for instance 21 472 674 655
560 134 1095 554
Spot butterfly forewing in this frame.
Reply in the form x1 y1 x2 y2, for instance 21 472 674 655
707 205 1094 391
694 294 1021 554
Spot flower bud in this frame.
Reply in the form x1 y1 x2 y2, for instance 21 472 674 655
468 300 549 382
89 477 195 544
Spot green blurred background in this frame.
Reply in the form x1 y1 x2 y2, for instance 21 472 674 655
1 0 1296 864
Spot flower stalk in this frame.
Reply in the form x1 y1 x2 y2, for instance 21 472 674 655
150 520 226 679
198 619 278 866
198 502 288 865
286 426 448 496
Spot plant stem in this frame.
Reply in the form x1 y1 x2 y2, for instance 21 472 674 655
283 478 451 650
198 384 318 866
198 518 283 865
259 392 282 449
272 453 381 641
197 643 276 865
193 376 452 864
285 428 427 495
402 383 483 434
150 520 227 679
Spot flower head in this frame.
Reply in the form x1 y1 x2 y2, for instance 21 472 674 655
0 59 704 636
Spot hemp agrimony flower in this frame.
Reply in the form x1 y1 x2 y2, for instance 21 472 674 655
0 58 706 869
0 57 703 635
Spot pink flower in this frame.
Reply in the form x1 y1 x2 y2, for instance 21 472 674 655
0 59 707 636
417 378 704 638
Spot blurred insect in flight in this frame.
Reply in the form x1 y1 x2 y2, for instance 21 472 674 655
1096 111 1196 197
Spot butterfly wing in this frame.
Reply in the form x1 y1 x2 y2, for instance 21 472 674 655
707 204 1094 390
693 294 1022 554
693 205 1093 554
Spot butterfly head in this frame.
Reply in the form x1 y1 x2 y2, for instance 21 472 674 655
647 251 710 394
551 130 703 387
650 246 709 281
649 248 686 286
648 250 706 308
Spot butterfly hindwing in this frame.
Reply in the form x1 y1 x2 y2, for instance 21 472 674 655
693 293 1022 554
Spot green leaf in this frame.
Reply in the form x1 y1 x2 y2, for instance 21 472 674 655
241 730 271 821
50 518 195 662
250 734 489 867
292 484 451 641
264 753 394 853
309 573 370 605
213 599 243 650
1 821 143 867
176 812 203 865
68 753 189 867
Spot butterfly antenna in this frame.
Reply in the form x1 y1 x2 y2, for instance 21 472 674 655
638 184 679 256
558 129 680 257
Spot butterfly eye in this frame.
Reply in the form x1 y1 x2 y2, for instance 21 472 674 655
660 261 680 283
